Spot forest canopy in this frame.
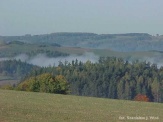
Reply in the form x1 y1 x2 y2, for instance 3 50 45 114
18 57 163 103
1 57 163 102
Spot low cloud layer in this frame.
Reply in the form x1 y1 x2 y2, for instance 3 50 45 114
142 56 163 68
1 52 163 68
0 52 99 67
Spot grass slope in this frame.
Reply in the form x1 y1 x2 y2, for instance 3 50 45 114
0 90 163 122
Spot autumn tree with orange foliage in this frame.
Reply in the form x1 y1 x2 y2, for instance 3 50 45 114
134 94 150 102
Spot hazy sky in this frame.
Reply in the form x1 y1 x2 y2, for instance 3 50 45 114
1 0 163 36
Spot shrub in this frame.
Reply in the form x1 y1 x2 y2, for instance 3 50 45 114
0 84 13 90
16 73 69 94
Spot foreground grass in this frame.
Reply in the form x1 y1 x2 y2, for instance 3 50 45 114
0 90 163 122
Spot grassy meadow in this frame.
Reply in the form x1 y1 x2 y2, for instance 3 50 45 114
0 89 163 122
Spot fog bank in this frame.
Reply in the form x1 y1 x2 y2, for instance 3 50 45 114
1 52 163 68
0 52 99 67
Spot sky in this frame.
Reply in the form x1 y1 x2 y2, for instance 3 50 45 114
0 0 163 36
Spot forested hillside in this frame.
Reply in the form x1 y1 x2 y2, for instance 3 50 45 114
17 57 163 103
1 57 163 102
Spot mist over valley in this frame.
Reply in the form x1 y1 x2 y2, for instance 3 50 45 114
1 33 163 68
0 53 99 67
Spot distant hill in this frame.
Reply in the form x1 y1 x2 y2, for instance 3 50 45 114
1 33 163 69
1 32 163 52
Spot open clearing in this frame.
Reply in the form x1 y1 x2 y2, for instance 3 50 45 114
0 90 163 122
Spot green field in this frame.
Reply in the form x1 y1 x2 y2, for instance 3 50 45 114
0 90 163 122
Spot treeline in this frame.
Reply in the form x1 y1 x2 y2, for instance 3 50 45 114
24 57 163 103
1 57 163 102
